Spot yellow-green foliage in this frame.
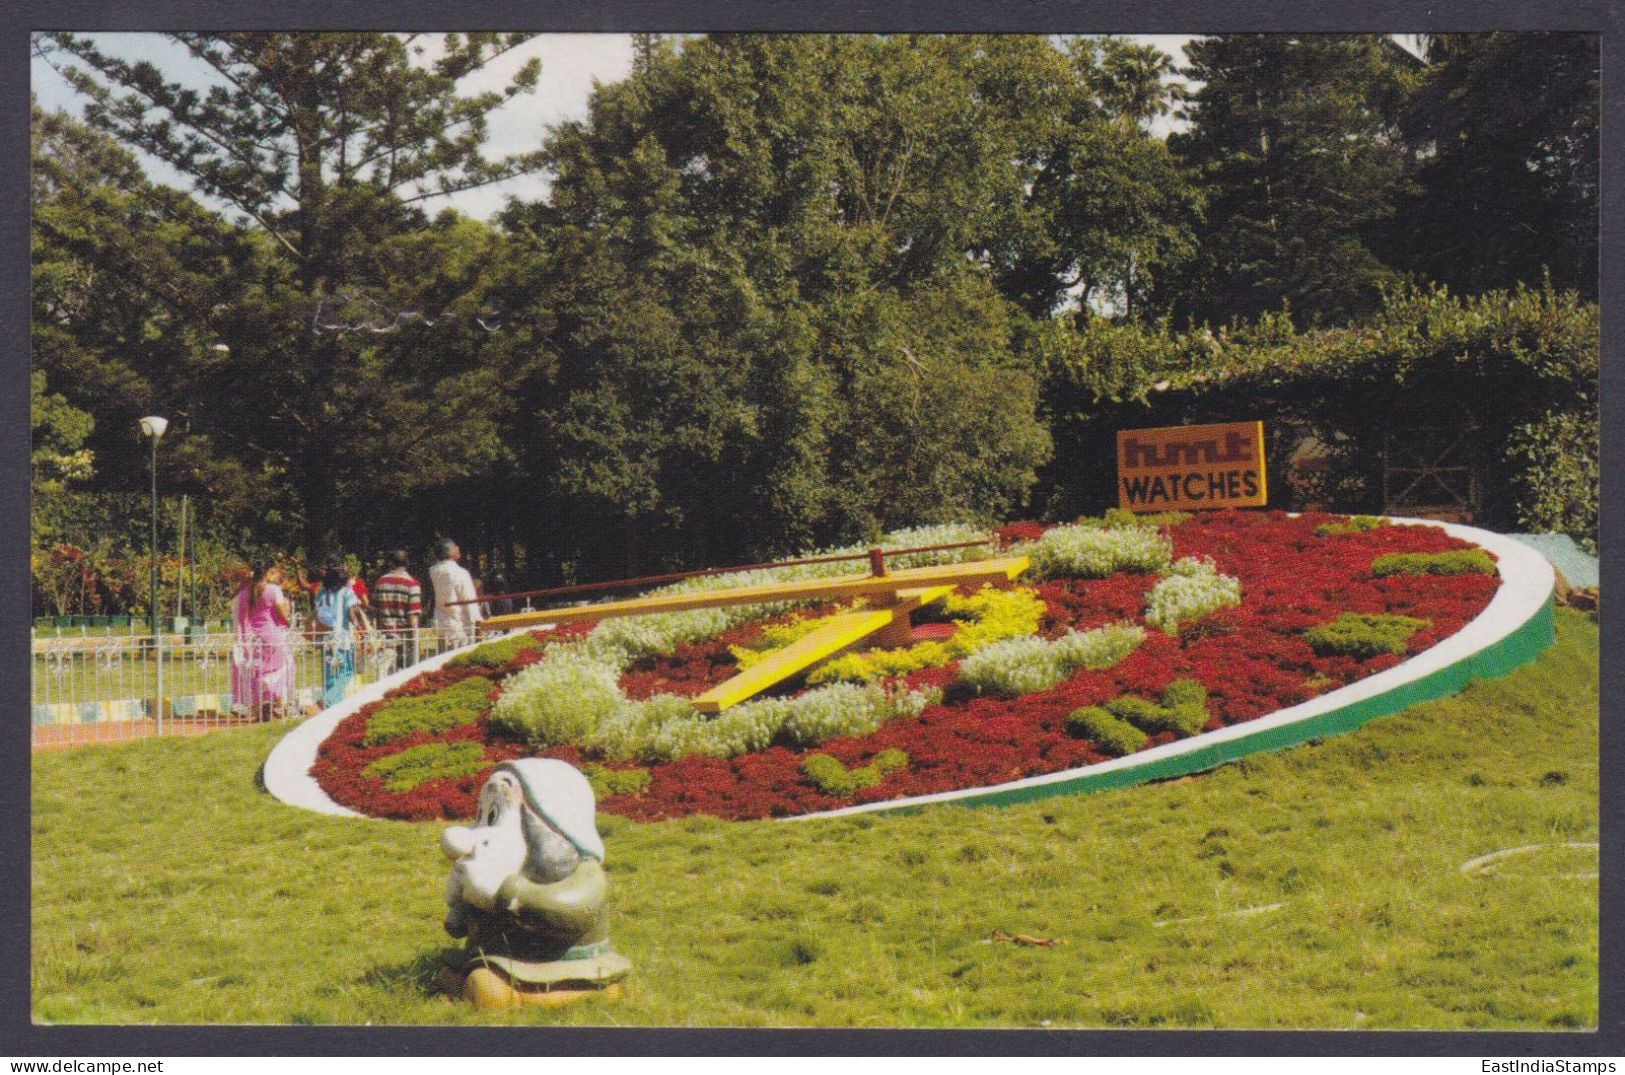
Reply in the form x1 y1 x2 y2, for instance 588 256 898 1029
1315 515 1387 537
361 676 493 746
1066 706 1148 756
806 586 1045 685
1371 550 1498 578
1304 613 1431 659
730 609 856 671
581 763 652 800
800 748 909 797
446 632 544 669
361 741 489 792
1100 679 1211 738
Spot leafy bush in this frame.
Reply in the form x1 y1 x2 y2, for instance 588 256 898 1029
1037 283 1598 549
1144 558 1242 635
1105 679 1211 737
1065 706 1148 757
581 763 652 799
958 622 1145 697
362 676 494 746
446 633 543 669
362 741 488 792
583 694 695 761
577 681 935 763
801 748 910 797
1304 612 1431 658
488 645 626 746
1507 408 1598 555
1315 515 1387 536
1023 523 1171 580
1370 550 1498 578
775 684 937 748
806 585 1044 684
1078 508 1192 530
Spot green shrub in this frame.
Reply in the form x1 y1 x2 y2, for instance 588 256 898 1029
362 741 489 792
1024 523 1172 580
801 748 910 797
958 622 1145 697
775 684 937 748
1304 612 1431 658
1104 679 1210 737
1507 408 1598 555
581 763 652 799
1078 508 1192 530
580 683 936 763
446 632 544 669
1144 558 1242 635
1066 706 1148 756
362 676 494 746
1371 549 1498 578
1315 515 1387 537
583 694 696 761
488 645 625 746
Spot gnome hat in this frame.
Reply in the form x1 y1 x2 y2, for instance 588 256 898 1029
495 758 605 862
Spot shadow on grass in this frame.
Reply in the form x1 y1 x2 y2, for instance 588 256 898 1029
362 948 449 999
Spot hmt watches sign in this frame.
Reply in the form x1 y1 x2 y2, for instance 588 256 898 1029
1117 420 1267 512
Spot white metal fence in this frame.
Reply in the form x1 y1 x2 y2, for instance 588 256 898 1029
31 622 474 750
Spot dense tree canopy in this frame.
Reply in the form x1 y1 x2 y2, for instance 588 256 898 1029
31 32 1600 609
1160 35 1418 326
1390 33 1598 299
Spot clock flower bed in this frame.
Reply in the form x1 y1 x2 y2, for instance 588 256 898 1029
311 511 1501 822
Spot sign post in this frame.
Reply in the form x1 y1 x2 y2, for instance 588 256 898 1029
1116 420 1267 512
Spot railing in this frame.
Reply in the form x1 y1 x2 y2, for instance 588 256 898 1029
30 622 474 751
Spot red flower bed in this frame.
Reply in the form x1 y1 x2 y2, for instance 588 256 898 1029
312 511 1501 822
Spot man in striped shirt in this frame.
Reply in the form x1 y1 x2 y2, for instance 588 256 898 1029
373 549 423 669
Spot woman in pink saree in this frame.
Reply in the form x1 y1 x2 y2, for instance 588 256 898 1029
232 561 294 720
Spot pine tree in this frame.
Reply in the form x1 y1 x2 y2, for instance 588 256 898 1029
1161 34 1417 326
1392 33 1598 299
37 32 545 552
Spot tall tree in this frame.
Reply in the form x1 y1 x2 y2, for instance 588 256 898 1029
1391 33 1598 299
37 32 546 552
502 34 1065 576
1161 34 1417 327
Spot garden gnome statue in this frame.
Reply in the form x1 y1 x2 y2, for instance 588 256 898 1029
438 758 631 1009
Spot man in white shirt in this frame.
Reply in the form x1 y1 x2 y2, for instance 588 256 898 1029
430 539 484 646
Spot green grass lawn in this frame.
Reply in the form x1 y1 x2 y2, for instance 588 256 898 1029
31 610 1598 1028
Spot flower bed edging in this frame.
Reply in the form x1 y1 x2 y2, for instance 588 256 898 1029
266 519 1553 824
783 519 1555 822
261 629 544 819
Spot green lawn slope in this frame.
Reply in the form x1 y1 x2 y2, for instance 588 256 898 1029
32 610 1598 1028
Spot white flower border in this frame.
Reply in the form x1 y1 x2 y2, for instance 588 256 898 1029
263 518 1553 823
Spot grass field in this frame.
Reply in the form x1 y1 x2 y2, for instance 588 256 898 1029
31 609 1598 1028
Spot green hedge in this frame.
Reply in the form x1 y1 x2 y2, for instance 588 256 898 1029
362 676 494 746
1035 283 1597 550
1371 550 1498 578
362 741 489 792
1304 613 1430 659
801 749 910 797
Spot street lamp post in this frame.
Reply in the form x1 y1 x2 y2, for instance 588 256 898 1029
139 415 168 731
